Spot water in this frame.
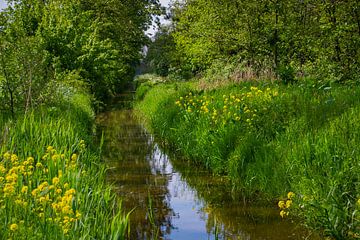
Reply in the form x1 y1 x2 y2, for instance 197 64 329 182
96 98 319 240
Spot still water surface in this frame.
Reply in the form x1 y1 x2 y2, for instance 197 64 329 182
96 100 319 240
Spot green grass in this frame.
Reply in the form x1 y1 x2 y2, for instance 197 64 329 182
135 78 360 239
0 91 129 239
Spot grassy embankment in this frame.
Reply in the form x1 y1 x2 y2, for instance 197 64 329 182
135 75 360 239
0 87 129 239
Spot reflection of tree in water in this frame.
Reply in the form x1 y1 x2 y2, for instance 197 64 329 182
96 109 176 239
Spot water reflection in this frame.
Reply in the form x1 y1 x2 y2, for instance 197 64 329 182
96 107 319 240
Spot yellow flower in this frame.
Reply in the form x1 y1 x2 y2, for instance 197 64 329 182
63 183 69 189
0 165 6 173
287 192 295 199
278 200 286 209
47 146 54 152
51 154 60 161
10 154 18 162
10 223 18 231
32 189 39 197
36 162 43 168
286 200 292 208
280 210 288 218
21 186 28 194
71 154 77 162
27 157 34 164
3 152 11 160
52 177 60 185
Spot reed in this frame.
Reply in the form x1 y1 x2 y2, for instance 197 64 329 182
0 92 130 239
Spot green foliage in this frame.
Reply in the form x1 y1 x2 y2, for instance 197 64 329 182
0 0 161 111
135 79 360 238
165 0 360 82
0 88 130 239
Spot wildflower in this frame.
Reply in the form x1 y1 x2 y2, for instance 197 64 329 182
3 152 11 160
80 140 86 149
10 154 18 162
10 223 18 231
32 189 39 197
286 200 292 208
0 165 6 173
287 192 295 199
280 210 288 218
21 186 28 194
51 154 60 161
52 177 60 185
278 200 286 209
47 146 54 152
27 157 34 164
36 162 43 168
71 154 77 162
63 183 69 189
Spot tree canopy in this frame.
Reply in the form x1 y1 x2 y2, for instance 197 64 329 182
146 0 360 82
0 0 161 114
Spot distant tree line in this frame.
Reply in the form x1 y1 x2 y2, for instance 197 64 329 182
145 0 360 82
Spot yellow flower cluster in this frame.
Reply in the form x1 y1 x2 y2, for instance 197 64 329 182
278 191 295 218
0 143 85 235
175 86 278 126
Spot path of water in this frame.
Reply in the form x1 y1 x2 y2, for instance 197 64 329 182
96 98 319 240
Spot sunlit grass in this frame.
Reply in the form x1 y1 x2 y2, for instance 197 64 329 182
135 78 360 239
0 92 129 239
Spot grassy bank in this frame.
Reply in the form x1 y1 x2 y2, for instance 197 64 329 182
135 76 360 239
0 89 129 239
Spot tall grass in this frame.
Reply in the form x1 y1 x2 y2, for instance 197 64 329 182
0 91 129 239
135 78 360 239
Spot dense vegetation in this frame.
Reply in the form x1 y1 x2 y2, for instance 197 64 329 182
135 77 360 239
0 0 160 239
145 0 360 83
138 0 360 239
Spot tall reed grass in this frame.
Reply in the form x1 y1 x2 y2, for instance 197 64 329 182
0 91 129 239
